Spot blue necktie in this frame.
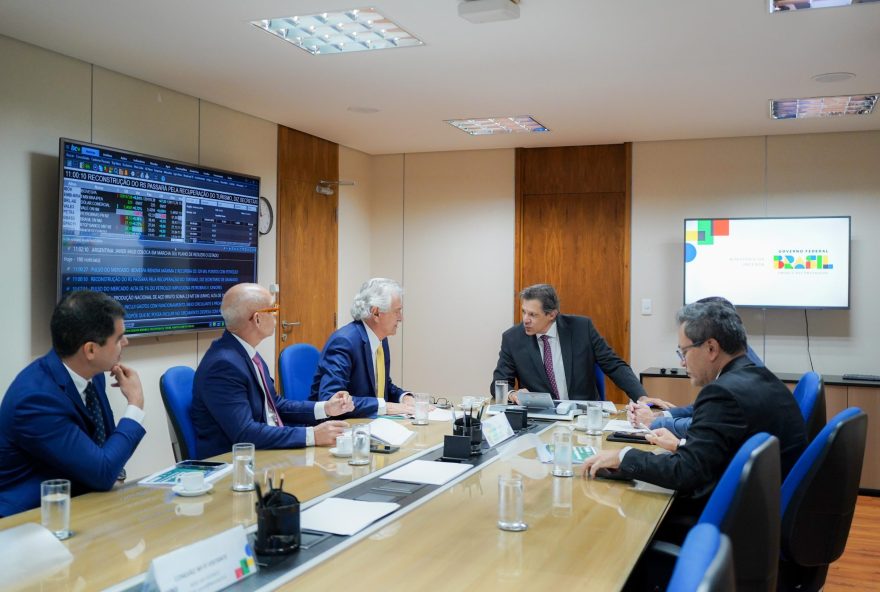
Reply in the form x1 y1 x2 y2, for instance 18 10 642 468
85 381 106 445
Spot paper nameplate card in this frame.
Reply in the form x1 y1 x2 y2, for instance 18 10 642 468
481 412 515 447
143 526 257 592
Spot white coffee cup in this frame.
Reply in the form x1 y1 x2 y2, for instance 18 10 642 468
176 471 206 492
336 434 353 455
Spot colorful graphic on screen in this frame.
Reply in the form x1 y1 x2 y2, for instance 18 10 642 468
683 217 850 308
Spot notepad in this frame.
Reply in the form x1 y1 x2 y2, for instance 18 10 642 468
300 498 399 536
369 417 415 446
380 460 473 485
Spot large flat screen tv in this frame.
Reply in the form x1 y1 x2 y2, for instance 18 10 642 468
683 216 851 309
58 138 261 335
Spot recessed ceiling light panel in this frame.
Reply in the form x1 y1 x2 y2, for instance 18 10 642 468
770 0 879 13
770 94 878 119
446 116 549 135
252 8 423 55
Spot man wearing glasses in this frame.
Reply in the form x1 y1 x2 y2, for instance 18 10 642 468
0 291 146 516
191 283 353 459
581 301 806 514
311 278 415 418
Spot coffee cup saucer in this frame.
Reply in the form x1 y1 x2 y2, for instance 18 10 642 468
172 483 213 497
329 447 352 458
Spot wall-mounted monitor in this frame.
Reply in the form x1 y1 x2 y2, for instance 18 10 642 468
58 138 261 335
683 216 851 309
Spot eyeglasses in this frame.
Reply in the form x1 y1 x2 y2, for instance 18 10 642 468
675 340 706 362
253 305 279 318
431 396 451 409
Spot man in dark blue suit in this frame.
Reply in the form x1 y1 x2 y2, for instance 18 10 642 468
0 291 146 517
192 283 352 459
311 278 415 418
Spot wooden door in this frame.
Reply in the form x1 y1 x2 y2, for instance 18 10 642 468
515 145 632 403
276 127 338 360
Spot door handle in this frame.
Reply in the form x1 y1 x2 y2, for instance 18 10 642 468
281 320 302 330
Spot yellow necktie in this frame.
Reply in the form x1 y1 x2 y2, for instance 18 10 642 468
376 344 385 400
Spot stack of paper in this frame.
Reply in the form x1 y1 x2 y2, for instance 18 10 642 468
380 460 472 486
301 498 399 536
602 419 650 434
369 417 415 446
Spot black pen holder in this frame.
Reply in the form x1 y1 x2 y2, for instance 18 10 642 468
504 408 528 431
453 418 483 455
254 492 300 555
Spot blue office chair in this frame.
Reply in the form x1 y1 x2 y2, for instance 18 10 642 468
697 432 781 592
648 433 780 591
159 366 198 461
667 524 736 592
594 363 606 400
278 343 320 401
777 407 867 592
791 371 826 441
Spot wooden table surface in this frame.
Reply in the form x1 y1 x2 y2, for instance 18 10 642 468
1 416 673 592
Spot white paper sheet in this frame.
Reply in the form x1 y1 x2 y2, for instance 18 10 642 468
428 408 455 422
300 498 400 536
369 417 415 446
602 419 650 433
380 459 473 485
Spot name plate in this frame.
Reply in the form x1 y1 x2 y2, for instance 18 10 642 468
482 412 515 447
143 526 257 592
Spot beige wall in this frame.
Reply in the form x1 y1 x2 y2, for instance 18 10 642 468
631 132 880 377
0 36 278 481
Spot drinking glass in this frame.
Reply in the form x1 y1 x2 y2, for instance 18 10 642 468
349 424 371 466
494 380 509 405
232 443 255 491
552 428 574 477
497 475 527 532
412 393 430 426
586 402 604 436
41 479 71 540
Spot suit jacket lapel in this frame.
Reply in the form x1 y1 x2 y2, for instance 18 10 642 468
224 331 267 418
45 351 93 427
355 322 377 396
556 315 575 392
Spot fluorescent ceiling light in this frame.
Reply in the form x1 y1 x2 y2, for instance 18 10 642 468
252 8 423 55
770 94 877 119
446 116 549 135
770 0 879 13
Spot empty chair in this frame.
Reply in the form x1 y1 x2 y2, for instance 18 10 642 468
594 363 606 400
697 432 781 592
777 407 868 592
278 343 320 401
667 523 736 592
159 366 198 461
791 371 826 441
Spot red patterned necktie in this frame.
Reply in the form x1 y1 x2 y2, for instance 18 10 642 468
253 353 284 427
540 335 560 399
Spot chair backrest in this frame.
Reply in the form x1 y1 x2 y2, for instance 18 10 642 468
667 524 736 592
159 366 197 461
698 432 781 592
791 371 826 441
278 343 321 401
780 407 867 569
594 363 606 401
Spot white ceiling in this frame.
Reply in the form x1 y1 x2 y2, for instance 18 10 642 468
2 0 879 155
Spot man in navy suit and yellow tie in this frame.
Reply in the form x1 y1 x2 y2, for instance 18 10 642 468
311 278 415 417
192 283 353 459
0 290 146 517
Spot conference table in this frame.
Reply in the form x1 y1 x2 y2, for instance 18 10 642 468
0 411 674 592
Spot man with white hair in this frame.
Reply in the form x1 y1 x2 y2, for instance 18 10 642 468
191 283 353 459
311 278 414 418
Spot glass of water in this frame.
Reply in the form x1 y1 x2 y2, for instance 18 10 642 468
494 380 509 405
349 423 371 466
552 428 574 477
41 479 71 540
232 443 255 491
586 402 604 436
412 393 430 426
497 475 527 532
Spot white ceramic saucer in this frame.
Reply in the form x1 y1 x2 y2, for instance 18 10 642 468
329 447 352 458
172 483 213 497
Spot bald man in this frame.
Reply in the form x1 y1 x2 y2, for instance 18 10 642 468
191 283 352 459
